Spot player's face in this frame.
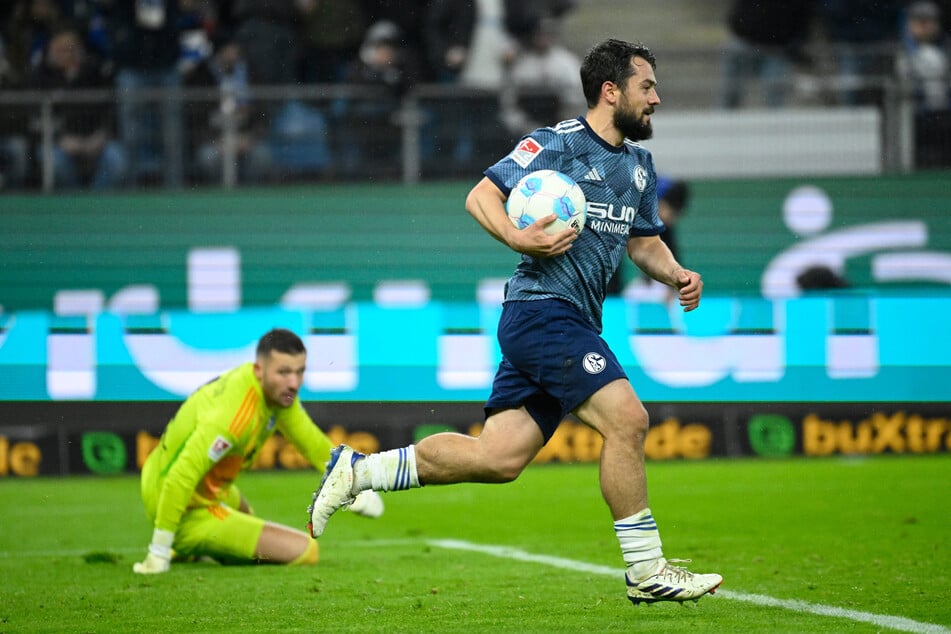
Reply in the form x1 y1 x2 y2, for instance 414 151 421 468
255 350 306 408
614 56 660 141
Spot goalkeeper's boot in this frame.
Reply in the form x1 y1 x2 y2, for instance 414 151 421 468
625 558 722 606
307 444 360 537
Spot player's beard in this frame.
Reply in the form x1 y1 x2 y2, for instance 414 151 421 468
614 103 653 141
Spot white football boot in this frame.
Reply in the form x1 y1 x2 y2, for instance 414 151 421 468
307 444 359 537
625 558 722 606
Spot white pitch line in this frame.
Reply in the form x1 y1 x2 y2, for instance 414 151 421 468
428 539 950 634
5 539 948 634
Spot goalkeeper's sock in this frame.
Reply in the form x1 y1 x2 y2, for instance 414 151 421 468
615 508 664 580
289 539 319 566
352 446 420 493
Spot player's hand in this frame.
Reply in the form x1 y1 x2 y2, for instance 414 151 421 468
510 214 577 258
132 528 174 574
673 268 703 312
348 490 385 518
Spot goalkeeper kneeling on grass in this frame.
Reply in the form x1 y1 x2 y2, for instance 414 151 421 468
134 328 383 574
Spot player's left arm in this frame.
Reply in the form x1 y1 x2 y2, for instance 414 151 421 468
276 400 334 469
627 234 703 312
134 425 221 574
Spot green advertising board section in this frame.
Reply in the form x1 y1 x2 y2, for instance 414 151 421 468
681 172 951 294
1 172 950 311
0 183 513 311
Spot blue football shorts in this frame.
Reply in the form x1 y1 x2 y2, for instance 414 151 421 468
484 298 628 441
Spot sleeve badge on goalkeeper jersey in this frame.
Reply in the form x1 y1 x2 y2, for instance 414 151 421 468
208 435 233 462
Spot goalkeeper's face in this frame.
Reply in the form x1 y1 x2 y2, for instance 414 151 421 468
255 350 307 408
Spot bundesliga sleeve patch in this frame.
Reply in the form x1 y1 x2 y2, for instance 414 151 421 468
510 137 543 168
208 435 232 462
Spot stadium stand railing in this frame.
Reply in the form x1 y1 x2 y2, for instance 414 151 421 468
1 45 948 192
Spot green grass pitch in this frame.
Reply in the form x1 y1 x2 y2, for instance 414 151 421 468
1 455 948 633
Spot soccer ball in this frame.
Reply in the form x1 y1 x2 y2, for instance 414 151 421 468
506 170 587 236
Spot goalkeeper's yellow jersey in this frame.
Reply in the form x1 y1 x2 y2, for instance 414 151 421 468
141 362 333 534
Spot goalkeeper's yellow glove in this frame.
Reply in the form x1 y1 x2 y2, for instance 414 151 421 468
133 528 174 574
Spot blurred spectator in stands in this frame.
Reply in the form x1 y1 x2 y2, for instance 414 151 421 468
459 0 517 90
0 32 31 190
27 24 127 189
897 1 951 167
0 37 11 88
364 1 427 80
342 18 420 96
219 1 332 181
220 0 306 85
106 0 185 187
334 19 420 174
177 0 216 77
896 0 951 111
444 0 519 172
342 19 421 100
656 178 690 264
611 178 691 299
3 0 65 87
66 0 112 60
501 16 585 136
409 0 520 170
0 5 15 81
298 0 368 83
418 0 478 170
423 0 476 83
719 0 817 108
502 0 576 45
920 0 951 39
818 0 901 106
183 34 272 185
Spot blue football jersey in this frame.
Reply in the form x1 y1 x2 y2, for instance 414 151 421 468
484 117 665 332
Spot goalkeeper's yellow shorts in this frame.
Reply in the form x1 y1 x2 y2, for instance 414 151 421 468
174 500 264 563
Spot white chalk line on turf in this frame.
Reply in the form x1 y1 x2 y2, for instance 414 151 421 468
7 539 948 634
427 538 950 634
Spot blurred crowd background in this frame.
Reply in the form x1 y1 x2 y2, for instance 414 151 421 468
1 0 950 191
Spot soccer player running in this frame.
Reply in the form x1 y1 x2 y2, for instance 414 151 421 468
308 39 722 604
133 328 383 574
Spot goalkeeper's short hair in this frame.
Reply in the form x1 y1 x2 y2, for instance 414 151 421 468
257 328 305 358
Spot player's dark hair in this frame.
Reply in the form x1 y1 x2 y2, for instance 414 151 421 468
580 39 657 107
256 328 305 357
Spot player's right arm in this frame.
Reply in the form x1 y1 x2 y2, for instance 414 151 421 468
465 176 575 258
134 420 228 574
627 234 703 312
134 370 248 574
152 421 229 532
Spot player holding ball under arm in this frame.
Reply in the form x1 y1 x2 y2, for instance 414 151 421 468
309 39 721 605
134 328 383 574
